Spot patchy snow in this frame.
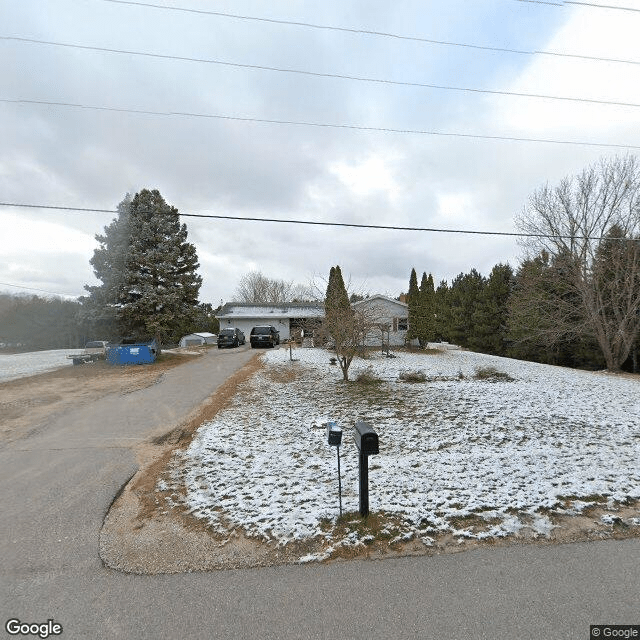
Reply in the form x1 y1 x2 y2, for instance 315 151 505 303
167 348 640 560
0 349 83 382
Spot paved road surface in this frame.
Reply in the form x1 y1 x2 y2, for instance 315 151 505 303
1 346 638 639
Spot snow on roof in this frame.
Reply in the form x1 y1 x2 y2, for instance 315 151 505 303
192 332 216 338
217 302 324 319
352 294 408 309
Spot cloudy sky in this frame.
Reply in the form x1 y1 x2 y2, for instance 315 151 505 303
1 0 639 304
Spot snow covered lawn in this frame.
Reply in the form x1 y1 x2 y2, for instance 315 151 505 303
0 349 83 382
166 348 640 562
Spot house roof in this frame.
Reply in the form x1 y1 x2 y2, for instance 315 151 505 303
351 294 408 309
216 301 324 319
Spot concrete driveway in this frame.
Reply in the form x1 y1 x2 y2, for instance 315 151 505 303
1 346 638 639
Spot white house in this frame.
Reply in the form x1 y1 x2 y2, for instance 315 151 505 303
352 295 409 346
178 332 217 347
215 302 325 341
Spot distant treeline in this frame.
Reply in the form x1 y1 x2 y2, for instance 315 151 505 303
0 294 88 350
0 293 219 351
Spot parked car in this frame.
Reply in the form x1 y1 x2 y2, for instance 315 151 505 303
217 327 245 348
250 325 280 348
68 340 108 365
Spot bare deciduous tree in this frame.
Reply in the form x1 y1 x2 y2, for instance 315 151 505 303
235 271 319 304
514 155 640 371
235 271 294 303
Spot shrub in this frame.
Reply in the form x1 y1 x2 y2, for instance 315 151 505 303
398 370 427 383
355 367 383 385
473 366 514 382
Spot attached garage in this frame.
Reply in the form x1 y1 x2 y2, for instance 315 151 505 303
215 302 324 341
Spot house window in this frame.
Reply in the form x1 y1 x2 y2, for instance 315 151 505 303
398 318 408 331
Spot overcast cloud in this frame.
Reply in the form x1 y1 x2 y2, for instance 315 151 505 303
1 0 638 303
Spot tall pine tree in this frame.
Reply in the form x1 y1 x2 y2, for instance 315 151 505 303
83 194 132 336
86 189 202 344
470 263 513 355
324 265 358 380
434 279 450 341
448 269 486 347
418 272 436 347
406 268 420 345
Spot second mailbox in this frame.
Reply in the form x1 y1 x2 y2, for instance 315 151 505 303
354 421 379 455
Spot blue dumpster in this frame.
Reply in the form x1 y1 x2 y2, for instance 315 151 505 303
106 338 158 365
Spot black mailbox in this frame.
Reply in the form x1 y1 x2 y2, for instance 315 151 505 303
327 422 342 447
354 421 379 455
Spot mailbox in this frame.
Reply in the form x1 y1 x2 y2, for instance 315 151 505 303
354 421 379 455
327 422 342 447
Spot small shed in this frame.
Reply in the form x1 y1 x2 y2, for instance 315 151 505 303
106 338 158 365
179 332 217 347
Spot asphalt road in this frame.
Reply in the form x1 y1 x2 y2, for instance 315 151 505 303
1 346 638 640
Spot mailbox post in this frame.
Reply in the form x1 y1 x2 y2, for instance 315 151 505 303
326 421 343 517
353 421 379 517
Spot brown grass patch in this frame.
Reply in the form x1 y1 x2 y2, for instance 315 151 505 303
263 364 305 384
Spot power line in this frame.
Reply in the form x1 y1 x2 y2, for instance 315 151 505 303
4 35 639 108
567 1 640 11
2 97 638 150
0 202 634 242
516 0 640 11
98 0 640 67
0 281 80 298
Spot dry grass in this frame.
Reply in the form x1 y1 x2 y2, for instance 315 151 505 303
398 370 427 383
473 366 515 382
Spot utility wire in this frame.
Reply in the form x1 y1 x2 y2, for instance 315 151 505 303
0 281 79 297
0 202 634 241
3 35 639 108
1 97 638 150
517 0 640 12
99 0 640 67
567 1 640 11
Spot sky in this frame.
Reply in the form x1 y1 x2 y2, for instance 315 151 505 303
1 0 639 305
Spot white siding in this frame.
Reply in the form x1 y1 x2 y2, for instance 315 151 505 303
219 317 291 340
353 296 409 347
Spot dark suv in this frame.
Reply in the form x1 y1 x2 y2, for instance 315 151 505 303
217 327 245 348
250 325 280 348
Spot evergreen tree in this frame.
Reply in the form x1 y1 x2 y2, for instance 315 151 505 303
418 272 436 346
406 268 420 345
86 189 203 344
83 194 132 337
448 269 486 347
507 252 604 368
434 280 450 341
324 265 358 380
470 263 513 355
325 265 351 317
